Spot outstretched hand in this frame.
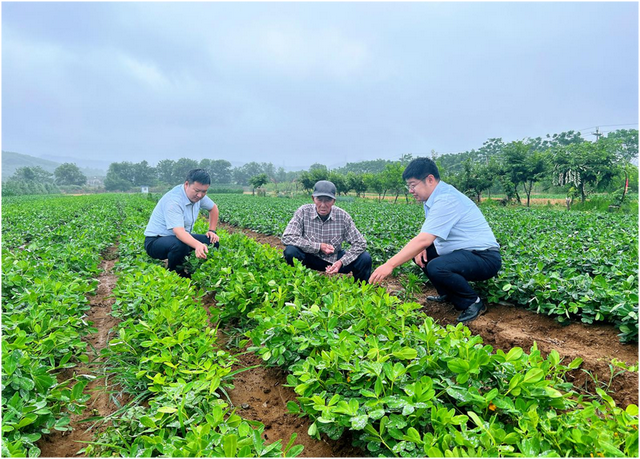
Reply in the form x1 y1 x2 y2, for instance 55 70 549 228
369 263 393 284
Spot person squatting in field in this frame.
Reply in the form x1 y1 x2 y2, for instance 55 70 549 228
144 168 219 278
281 180 373 283
369 157 502 323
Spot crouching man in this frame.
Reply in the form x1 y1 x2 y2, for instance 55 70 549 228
282 180 372 283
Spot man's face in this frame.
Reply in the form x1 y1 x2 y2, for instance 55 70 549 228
184 181 210 203
405 175 436 202
313 196 335 216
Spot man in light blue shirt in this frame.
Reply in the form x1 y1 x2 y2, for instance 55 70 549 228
370 157 501 323
144 169 219 278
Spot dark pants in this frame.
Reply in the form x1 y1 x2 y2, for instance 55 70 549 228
144 234 219 273
283 245 372 283
419 245 502 310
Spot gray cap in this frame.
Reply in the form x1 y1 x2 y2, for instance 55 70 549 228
312 180 336 200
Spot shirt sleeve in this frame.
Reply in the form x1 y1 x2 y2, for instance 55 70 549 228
420 194 461 239
164 199 186 230
281 207 321 253
200 196 215 211
338 214 367 266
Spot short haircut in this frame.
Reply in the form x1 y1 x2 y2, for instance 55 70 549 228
402 157 440 181
185 168 211 185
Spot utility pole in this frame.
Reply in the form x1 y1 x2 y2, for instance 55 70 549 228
592 127 603 141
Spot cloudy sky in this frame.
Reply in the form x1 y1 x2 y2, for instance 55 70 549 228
2 1 638 171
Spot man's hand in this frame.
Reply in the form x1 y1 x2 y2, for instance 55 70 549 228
325 260 343 275
414 249 428 268
369 262 394 284
206 230 219 244
195 243 209 259
320 243 335 254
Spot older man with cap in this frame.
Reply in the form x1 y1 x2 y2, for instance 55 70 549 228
282 180 372 283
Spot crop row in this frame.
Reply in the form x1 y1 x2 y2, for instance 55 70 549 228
191 227 639 457
2 195 124 456
1 194 303 457
208 194 639 342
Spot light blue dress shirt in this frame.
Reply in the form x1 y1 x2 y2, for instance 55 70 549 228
421 181 499 255
144 184 215 237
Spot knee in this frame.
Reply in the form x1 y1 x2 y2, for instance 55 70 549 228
357 252 372 268
283 245 303 264
426 259 447 278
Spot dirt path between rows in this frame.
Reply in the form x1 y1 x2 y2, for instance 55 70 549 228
38 246 121 457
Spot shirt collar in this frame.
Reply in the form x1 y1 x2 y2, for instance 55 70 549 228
313 208 333 221
425 180 444 209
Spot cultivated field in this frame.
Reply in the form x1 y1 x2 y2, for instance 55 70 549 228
2 193 638 457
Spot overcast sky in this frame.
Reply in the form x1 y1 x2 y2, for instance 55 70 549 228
2 1 638 170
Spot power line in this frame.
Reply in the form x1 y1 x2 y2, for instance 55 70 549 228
576 123 638 132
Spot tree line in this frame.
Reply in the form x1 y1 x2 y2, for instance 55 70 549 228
4 129 637 205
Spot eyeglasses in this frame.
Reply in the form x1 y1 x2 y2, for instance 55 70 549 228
405 177 430 191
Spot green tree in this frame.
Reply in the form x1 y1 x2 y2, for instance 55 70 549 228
105 162 134 191
54 163 87 186
345 172 367 198
363 173 385 201
11 166 54 183
156 159 176 184
454 158 495 203
552 140 618 203
328 172 348 196
132 160 156 186
380 162 407 203
500 140 548 206
249 173 269 196
173 158 199 182
233 162 264 186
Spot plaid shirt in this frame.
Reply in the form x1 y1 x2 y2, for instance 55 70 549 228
282 204 367 266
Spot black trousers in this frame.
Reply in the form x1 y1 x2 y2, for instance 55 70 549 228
144 234 219 272
418 245 502 310
283 245 372 283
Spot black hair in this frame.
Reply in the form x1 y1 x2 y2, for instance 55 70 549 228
185 168 211 185
402 157 440 181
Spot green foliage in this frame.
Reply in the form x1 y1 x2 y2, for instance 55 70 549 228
54 162 87 186
192 230 639 457
210 194 638 342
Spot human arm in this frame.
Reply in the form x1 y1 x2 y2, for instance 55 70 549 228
205 204 219 243
335 215 366 267
369 232 436 283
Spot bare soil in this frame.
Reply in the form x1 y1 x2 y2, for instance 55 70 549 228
38 246 122 458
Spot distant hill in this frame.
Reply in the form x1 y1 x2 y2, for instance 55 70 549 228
1 151 107 180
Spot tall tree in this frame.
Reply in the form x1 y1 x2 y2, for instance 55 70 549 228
552 140 617 203
54 163 87 186
200 159 233 184
156 159 176 184
173 158 199 182
132 160 156 186
249 173 269 196
454 158 495 203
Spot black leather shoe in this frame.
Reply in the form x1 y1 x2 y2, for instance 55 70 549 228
457 300 487 323
426 294 449 303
